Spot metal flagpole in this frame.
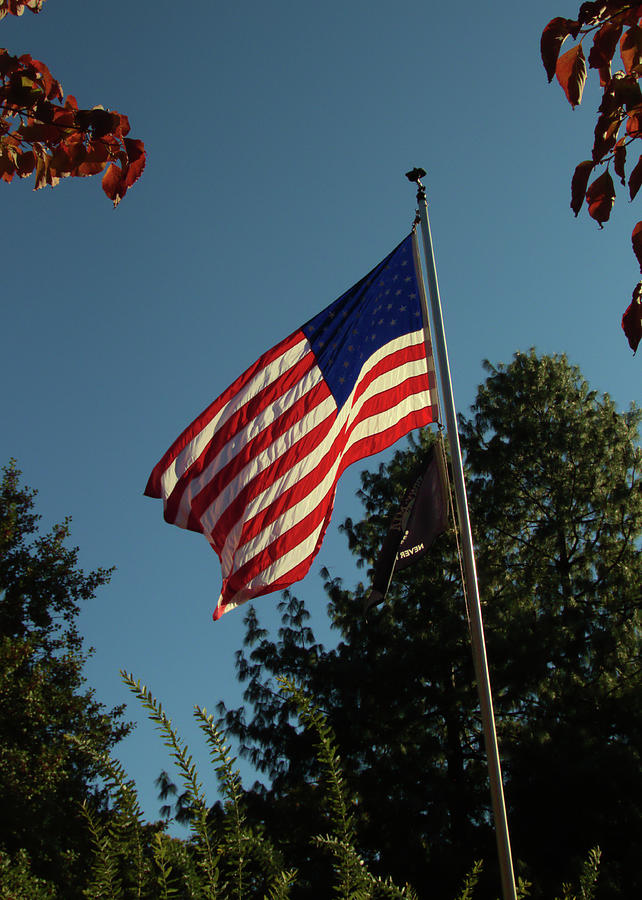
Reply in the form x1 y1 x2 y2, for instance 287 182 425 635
407 168 518 900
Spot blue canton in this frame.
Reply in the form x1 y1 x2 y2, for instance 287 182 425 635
302 234 423 410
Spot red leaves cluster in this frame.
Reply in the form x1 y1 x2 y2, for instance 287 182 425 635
0 49 145 205
542 2 642 352
0 0 47 20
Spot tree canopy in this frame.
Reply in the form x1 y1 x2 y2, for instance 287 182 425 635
0 461 131 897
218 350 642 899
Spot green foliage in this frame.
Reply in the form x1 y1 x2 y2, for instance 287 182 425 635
0 461 130 897
120 671 221 897
217 352 642 899
554 848 601 900
0 848 57 899
77 672 423 899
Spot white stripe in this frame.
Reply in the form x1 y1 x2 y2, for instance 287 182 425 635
174 360 326 528
212 394 337 573
222 425 342 579
220 517 328 610
160 335 309 499
344 386 432 452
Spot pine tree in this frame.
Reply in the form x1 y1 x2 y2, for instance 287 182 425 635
218 352 642 899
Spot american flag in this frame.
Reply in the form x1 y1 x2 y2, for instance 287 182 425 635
145 232 439 620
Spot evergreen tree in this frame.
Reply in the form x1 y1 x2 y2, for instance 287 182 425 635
218 351 642 899
0 461 131 898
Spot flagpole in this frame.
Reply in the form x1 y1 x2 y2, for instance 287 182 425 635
407 168 518 900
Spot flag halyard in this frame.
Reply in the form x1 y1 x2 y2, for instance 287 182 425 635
145 233 438 620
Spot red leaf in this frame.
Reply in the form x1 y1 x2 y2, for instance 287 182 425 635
0 50 20 78
622 293 642 352
586 170 615 225
592 110 621 161
556 44 587 107
115 113 130 138
16 149 35 177
16 121 63 144
571 160 594 215
588 22 622 70
51 106 76 129
123 138 145 188
102 162 125 207
632 221 642 270
541 17 580 82
74 140 110 177
612 73 642 110
0 155 16 183
29 57 62 102
615 138 627 184
629 154 642 199
621 25 642 75
75 108 121 139
626 105 642 136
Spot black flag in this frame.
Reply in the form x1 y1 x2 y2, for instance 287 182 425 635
364 444 449 613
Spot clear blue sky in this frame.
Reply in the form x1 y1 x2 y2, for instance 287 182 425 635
1 0 638 827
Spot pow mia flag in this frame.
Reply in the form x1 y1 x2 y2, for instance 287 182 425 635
364 443 449 614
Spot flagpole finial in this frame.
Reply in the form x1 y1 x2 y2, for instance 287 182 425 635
405 166 427 205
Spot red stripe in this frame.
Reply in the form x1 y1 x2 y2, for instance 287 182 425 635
338 404 436 478
351 341 427 405
225 496 332 597
208 395 336 549
163 350 321 528
144 328 304 498
214 538 327 617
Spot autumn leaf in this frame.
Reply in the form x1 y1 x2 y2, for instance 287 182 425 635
622 288 642 352
626 105 642 136
592 109 621 160
588 22 622 70
629 154 642 199
611 73 642 110
614 138 627 184
621 25 642 75
632 220 642 269
541 17 581 82
0 0 47 19
571 159 594 214
556 43 587 107
15 148 34 176
101 139 145 206
586 169 615 225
